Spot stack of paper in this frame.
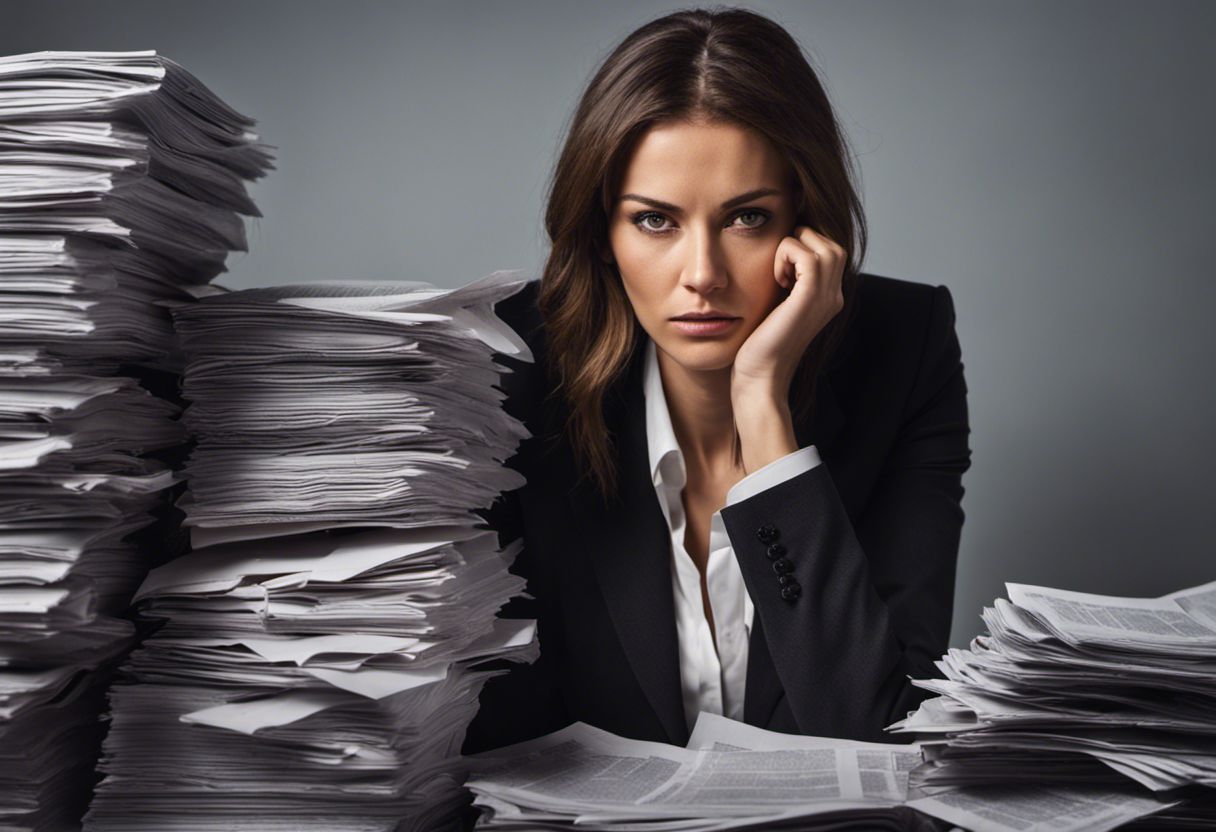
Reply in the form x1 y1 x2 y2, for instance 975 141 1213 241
84 271 541 831
0 51 273 369
0 50 269 830
888 579 1216 824
466 711 1180 831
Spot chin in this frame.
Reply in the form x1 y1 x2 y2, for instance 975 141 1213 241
657 338 741 373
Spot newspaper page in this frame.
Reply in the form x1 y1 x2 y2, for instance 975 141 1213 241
467 720 904 821
682 713 1183 831
906 785 1180 832
466 722 697 813
1165 579 1216 629
467 717 1181 830
686 711 922 803
1006 579 1216 646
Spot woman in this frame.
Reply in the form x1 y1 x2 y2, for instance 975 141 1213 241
462 6 971 753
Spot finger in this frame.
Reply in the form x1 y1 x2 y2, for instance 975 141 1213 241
767 242 837 356
773 237 805 291
773 237 825 295
795 224 846 256
794 227 845 305
796 228 844 270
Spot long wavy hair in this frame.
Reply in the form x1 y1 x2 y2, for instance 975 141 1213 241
539 6 868 504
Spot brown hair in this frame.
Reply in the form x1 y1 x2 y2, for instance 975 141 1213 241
539 5 867 503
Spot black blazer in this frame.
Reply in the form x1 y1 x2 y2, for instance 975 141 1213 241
462 272 971 754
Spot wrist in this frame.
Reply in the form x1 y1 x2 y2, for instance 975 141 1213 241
730 377 785 410
732 397 798 475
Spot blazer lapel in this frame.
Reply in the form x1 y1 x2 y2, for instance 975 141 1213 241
571 345 689 746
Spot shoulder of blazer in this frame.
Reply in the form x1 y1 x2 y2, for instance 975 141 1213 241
854 271 945 340
827 272 953 396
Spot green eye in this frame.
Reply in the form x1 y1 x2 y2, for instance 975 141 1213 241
635 212 669 232
630 209 771 235
734 210 770 229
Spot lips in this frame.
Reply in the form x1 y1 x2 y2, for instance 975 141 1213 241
669 316 740 335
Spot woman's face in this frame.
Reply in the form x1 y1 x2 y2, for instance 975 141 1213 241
607 118 798 374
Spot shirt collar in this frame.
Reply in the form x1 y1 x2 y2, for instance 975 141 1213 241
642 337 686 490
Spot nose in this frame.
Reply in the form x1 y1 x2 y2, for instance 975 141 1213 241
681 224 728 295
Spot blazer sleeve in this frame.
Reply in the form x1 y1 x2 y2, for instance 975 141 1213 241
719 284 971 743
460 293 572 755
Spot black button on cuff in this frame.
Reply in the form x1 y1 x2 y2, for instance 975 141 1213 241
781 582 802 602
757 524 779 545
765 542 786 560
777 573 797 587
771 558 793 575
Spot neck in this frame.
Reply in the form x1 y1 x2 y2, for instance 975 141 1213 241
655 347 739 481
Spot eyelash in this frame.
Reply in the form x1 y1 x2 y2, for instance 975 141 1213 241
629 209 772 236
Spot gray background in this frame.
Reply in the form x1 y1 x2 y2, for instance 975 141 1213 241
6 0 1214 648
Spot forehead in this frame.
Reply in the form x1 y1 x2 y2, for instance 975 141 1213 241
618 120 791 198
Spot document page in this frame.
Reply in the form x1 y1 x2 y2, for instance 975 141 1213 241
686 711 921 803
467 717 918 827
467 722 694 811
906 785 1180 832
1006 580 1216 646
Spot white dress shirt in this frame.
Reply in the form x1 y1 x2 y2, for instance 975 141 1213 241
642 337 822 734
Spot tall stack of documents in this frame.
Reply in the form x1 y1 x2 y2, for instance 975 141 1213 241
84 272 541 831
466 711 1180 831
888 578 1216 826
0 50 270 830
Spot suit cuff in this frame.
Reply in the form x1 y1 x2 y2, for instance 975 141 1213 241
725 445 821 507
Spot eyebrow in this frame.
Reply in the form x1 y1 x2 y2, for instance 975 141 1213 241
617 187 781 214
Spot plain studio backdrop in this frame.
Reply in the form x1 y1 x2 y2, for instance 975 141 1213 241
4 0 1213 649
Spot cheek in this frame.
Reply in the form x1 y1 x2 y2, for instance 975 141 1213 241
614 269 651 321
741 261 782 311
620 280 663 329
